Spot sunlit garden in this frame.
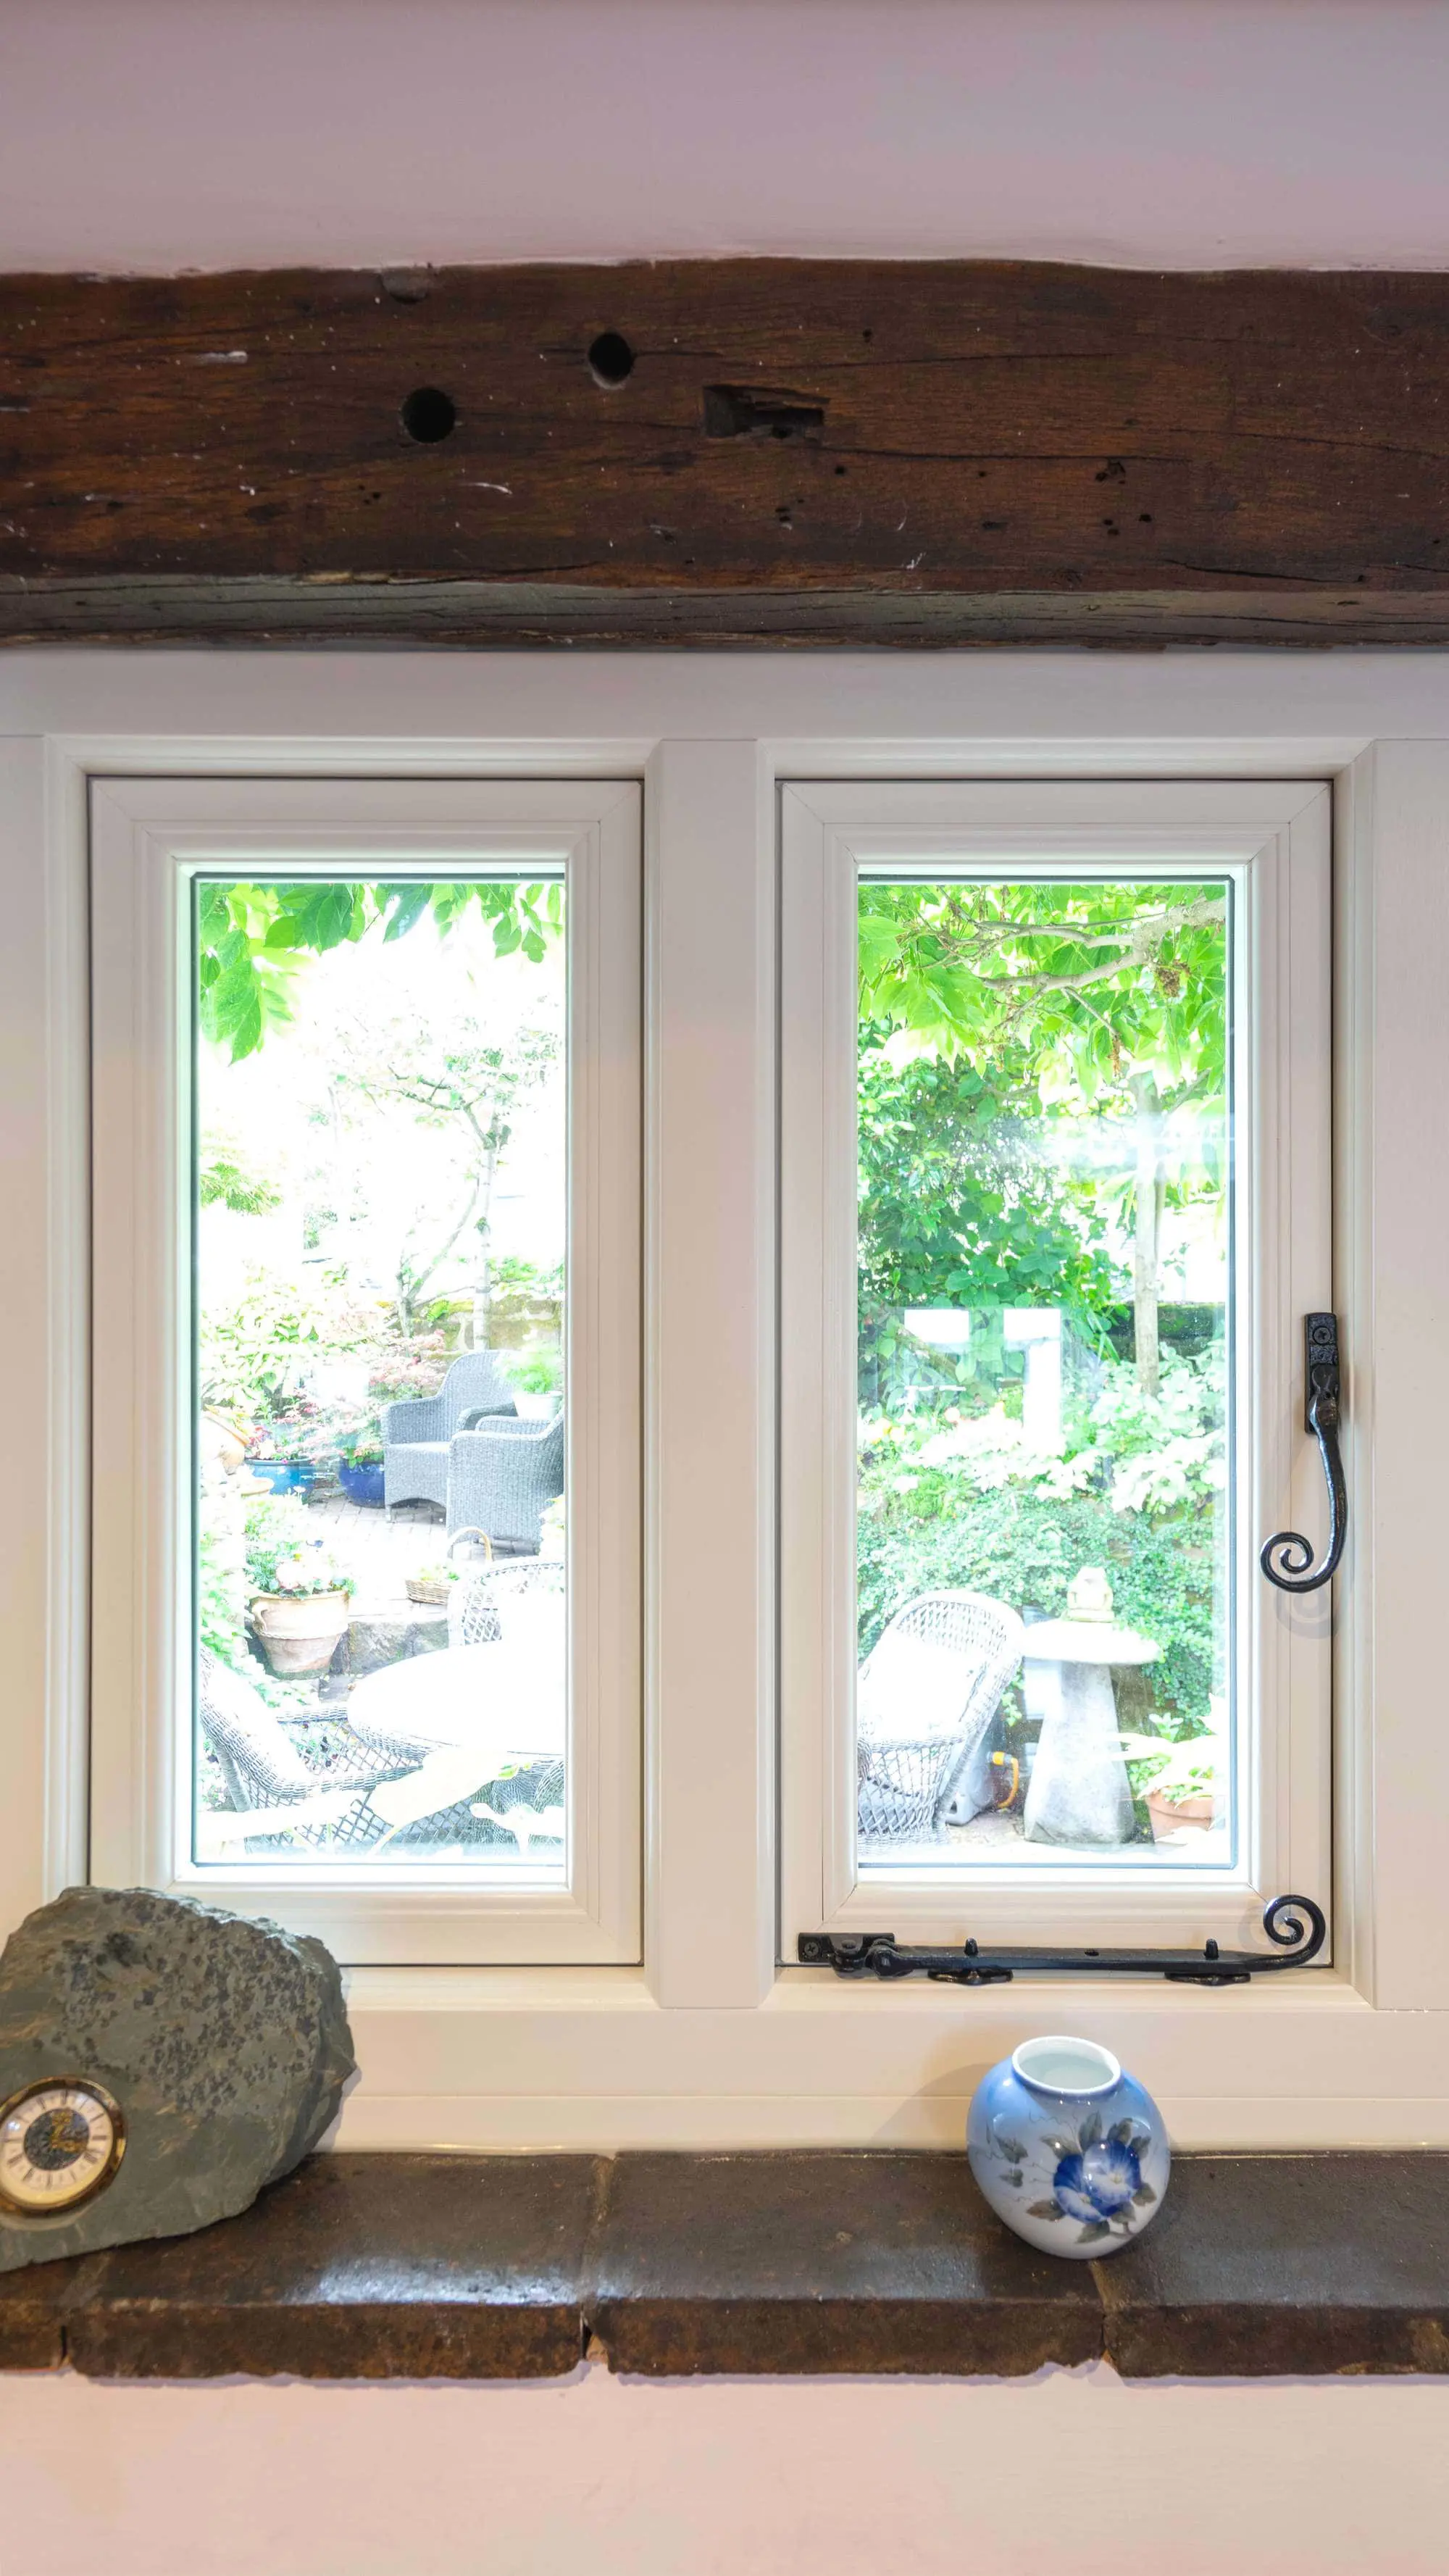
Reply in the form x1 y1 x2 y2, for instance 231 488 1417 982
192 872 569 1864
852 872 1231 1867
188 855 1233 1875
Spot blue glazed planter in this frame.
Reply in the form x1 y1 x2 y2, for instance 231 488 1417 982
338 1459 386 1508
246 1459 316 1496
966 2036 1169 2258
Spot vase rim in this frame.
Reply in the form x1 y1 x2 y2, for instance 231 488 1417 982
1010 2035 1122 2098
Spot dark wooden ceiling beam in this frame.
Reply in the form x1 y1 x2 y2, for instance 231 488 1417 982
4 260 1449 647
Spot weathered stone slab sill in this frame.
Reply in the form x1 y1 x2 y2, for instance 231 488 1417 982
1 2151 1445 2382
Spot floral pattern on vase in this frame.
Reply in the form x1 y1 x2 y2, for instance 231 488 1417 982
966 2035 1170 2257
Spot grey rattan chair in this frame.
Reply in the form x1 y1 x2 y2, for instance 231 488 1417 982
446 1551 565 1646
381 1351 517 1515
856 1589 1025 1843
197 1648 549 1854
446 1409 564 1548
197 1647 409 1846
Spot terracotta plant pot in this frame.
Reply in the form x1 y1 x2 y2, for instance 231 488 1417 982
1146 1788 1216 1842
249 1589 351 1677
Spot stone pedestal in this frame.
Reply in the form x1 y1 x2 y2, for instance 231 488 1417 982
1019 1569 1161 1849
1022 1659 1136 1845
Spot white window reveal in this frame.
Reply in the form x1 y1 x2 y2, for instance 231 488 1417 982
780 781 1332 1955
88 780 641 1967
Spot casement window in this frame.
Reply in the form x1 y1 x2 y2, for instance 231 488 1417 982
780 783 1331 1954
4 656 1448 2150
88 780 641 1965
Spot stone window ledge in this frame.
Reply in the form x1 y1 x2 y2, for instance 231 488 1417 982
2 2151 1446 2383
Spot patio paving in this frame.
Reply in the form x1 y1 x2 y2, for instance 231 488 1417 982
300 1484 447 1614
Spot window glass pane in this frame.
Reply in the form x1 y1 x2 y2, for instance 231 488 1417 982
856 875 1232 1873
193 872 567 1876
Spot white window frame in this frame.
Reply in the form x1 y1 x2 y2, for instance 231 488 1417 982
3 650 1449 2151
88 777 642 1967
780 780 1332 1954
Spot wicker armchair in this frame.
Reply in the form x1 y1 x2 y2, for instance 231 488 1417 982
856 1589 1025 1843
447 1551 564 1646
197 1648 550 1855
381 1351 517 1514
446 1409 564 1548
197 1647 411 1848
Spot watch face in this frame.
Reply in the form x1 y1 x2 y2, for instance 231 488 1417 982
0 2079 126 2217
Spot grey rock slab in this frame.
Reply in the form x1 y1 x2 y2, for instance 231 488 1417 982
346 1606 448 1675
0 1885 355 2273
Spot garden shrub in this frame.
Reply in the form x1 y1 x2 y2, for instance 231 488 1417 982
856 1349 1225 1724
857 1485 1217 1722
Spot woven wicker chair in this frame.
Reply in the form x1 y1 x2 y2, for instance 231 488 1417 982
856 1589 1025 1843
197 1647 411 1848
381 1351 517 1516
447 1551 564 1646
198 1647 554 1854
446 1409 564 1548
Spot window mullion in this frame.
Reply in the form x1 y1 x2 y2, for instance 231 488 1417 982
646 738 776 2007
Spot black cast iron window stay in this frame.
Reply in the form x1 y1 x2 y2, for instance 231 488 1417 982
797 1893 1326 1988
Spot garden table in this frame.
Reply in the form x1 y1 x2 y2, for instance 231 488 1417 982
343 1633 566 1763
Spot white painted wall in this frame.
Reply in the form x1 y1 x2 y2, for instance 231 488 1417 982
5 2361 1449 2576
2 0 1449 274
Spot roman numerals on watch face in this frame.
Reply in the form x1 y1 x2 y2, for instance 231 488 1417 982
0 2080 125 2215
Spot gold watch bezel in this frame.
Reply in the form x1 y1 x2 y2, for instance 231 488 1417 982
0 2077 127 2217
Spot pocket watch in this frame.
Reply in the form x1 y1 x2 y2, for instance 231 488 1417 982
0 2078 126 2216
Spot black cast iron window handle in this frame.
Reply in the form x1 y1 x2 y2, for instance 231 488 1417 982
1259 1312 1346 1594
797 1893 1327 1988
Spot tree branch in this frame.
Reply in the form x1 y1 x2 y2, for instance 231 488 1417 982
927 895 1226 999
401 1167 487 1307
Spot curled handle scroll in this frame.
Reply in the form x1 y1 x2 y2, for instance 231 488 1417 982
1259 1313 1346 1594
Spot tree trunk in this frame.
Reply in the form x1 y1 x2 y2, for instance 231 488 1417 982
1130 1071 1164 1398
469 1143 500 1350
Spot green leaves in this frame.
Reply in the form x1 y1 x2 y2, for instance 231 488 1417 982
195 877 564 1063
857 1041 1120 1332
856 1479 1219 1720
857 878 1228 1117
380 883 433 943
198 1149 281 1215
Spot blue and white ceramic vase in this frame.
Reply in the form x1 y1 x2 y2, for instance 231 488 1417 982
966 2036 1169 2257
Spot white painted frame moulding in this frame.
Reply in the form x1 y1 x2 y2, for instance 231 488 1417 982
87 778 642 1967
0 649 1446 2148
779 781 1332 1956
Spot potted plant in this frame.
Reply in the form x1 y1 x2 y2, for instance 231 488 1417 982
406 1528 493 1604
244 1407 323 1496
335 1428 386 1509
1123 1725 1222 1842
245 1513 355 1675
502 1346 564 1421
